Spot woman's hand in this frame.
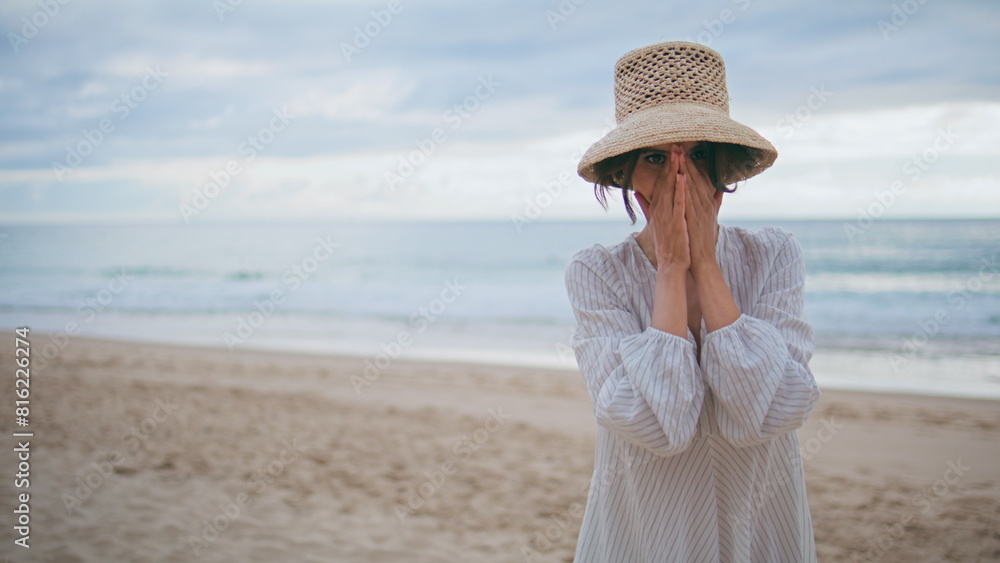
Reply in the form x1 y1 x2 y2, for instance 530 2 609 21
635 146 690 272
679 148 722 277
677 146 741 333
640 146 690 339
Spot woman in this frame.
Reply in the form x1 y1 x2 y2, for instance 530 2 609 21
566 41 821 562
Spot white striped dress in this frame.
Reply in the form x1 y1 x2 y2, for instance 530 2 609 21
565 225 821 563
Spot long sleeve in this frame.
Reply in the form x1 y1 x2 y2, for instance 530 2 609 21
566 252 705 457
701 231 821 447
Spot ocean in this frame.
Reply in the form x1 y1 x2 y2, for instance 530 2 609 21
1 219 998 398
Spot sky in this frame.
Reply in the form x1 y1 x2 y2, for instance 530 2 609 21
1 0 998 223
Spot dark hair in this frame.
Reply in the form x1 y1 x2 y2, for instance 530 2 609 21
591 142 761 223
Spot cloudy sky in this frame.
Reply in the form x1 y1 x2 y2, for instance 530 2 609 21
1 0 998 223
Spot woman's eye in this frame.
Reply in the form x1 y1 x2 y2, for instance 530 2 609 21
642 153 666 165
690 147 707 160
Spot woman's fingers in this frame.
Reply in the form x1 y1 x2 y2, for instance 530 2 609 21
675 147 720 269
650 151 677 209
677 151 700 218
635 190 649 209
680 150 710 210
635 190 650 219
674 166 687 222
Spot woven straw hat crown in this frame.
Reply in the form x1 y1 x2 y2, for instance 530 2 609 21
614 41 729 120
578 41 777 185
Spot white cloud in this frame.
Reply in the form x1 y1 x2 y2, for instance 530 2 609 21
2 0 998 222
2 101 996 222
760 102 1000 163
78 81 110 98
98 52 273 82
287 71 418 123
187 104 238 131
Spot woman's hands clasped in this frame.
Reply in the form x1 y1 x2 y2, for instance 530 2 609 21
634 145 689 272
635 144 721 275
638 143 741 336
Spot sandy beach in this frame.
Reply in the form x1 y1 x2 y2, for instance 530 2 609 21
1 335 998 562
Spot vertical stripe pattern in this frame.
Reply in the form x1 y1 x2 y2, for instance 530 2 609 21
565 225 821 563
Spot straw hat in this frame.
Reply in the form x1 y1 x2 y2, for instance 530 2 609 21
577 41 777 185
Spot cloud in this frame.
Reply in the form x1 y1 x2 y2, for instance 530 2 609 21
287 71 418 123
1 0 998 222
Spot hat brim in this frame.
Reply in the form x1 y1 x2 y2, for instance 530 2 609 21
577 102 777 185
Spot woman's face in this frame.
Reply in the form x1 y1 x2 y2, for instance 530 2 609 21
630 141 718 220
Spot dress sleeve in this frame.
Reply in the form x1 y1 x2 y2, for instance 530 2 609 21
701 232 821 447
566 252 705 457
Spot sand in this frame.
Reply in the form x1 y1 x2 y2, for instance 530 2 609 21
0 335 998 562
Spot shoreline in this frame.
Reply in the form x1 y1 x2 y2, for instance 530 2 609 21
19 326 1000 401
1 334 998 561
